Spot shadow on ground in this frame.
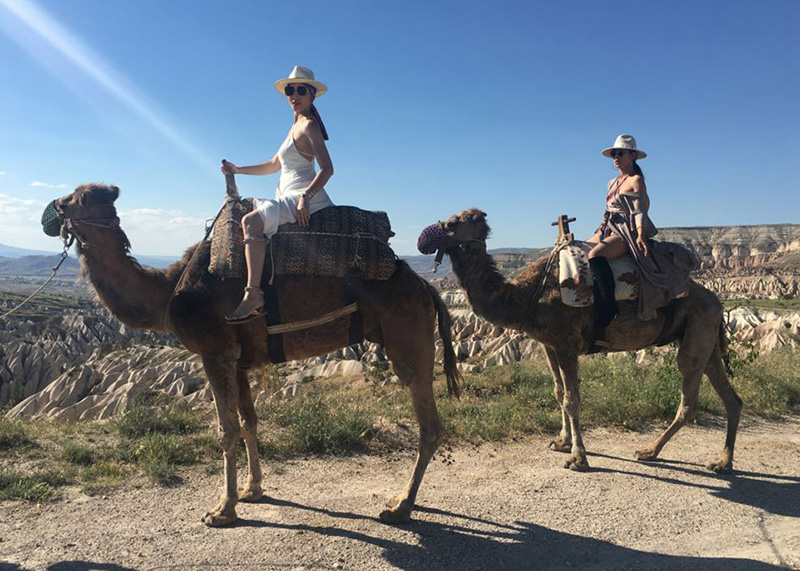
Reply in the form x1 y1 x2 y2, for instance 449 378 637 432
227 496 790 571
590 451 800 519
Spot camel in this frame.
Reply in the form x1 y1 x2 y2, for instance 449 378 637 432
429 208 742 473
49 183 460 526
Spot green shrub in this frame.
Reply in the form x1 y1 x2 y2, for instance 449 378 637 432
114 401 202 439
262 392 376 456
0 418 34 451
439 363 561 442
118 433 196 486
0 469 66 502
61 442 95 466
81 461 126 496
729 349 800 417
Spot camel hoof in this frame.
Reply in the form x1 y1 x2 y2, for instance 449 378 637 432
202 510 238 527
707 461 733 474
238 487 263 503
379 507 412 524
549 439 571 453
563 456 590 472
635 449 659 462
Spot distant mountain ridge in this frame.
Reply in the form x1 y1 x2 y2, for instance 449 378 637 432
0 243 55 258
0 242 179 274
2 223 799 298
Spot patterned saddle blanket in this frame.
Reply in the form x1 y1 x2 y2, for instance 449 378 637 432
558 241 639 307
209 200 397 281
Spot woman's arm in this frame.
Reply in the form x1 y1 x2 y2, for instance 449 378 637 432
620 176 650 255
221 154 281 176
295 120 334 226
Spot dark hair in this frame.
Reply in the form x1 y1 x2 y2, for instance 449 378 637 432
632 158 645 181
304 84 329 141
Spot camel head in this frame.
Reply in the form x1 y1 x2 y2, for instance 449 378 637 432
42 183 123 248
417 208 491 258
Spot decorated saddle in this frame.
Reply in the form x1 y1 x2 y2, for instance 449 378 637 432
558 241 639 307
209 200 397 281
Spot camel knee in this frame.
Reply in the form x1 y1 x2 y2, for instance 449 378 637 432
674 403 696 424
217 425 241 455
392 361 417 386
563 393 580 416
553 385 565 403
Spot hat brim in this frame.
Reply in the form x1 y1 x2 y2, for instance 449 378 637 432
602 147 647 159
274 78 327 97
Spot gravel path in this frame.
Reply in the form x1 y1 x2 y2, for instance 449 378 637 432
2 417 799 570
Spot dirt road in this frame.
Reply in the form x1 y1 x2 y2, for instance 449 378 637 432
2 418 799 570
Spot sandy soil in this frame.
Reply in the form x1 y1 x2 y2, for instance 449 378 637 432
1 417 799 571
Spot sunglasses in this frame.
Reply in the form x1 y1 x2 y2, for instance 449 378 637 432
284 85 309 97
609 149 629 158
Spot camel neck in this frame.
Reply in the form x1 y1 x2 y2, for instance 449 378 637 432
449 245 530 330
77 226 176 332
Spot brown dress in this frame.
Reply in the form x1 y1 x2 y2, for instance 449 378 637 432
597 181 698 320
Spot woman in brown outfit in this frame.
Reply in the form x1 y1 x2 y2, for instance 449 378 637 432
587 134 693 327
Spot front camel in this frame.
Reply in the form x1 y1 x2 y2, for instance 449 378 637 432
420 209 742 473
46 183 460 526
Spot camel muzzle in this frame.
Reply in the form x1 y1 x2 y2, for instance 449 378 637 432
417 223 449 255
41 200 64 237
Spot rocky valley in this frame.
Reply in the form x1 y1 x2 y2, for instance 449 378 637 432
1 222 799 420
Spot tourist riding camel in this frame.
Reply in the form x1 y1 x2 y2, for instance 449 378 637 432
222 66 334 324
587 134 692 331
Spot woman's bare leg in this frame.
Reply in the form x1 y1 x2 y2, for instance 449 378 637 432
588 233 627 260
227 211 267 320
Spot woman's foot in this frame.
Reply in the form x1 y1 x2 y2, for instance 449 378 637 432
225 287 266 324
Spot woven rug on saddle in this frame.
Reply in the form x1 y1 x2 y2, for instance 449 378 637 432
558 242 639 307
209 201 398 281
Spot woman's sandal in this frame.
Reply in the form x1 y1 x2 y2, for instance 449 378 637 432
225 286 266 324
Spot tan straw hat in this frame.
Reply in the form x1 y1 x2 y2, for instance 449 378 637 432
273 66 327 97
602 134 647 159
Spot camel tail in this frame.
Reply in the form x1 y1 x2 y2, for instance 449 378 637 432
426 281 462 399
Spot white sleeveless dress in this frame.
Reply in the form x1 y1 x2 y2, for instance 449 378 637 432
252 131 334 237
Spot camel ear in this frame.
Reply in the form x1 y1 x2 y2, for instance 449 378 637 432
106 185 120 202
79 193 88 207
468 209 487 223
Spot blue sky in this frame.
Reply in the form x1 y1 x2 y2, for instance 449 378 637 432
0 0 798 257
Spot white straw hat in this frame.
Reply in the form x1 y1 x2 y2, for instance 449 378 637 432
273 66 327 97
602 134 647 159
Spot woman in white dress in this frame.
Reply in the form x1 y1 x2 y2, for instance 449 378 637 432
222 66 334 323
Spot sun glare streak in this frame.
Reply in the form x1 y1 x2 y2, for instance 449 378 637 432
0 0 214 172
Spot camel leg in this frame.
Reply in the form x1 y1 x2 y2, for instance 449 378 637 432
559 352 589 472
544 345 572 453
201 352 241 527
236 369 263 502
635 319 717 463
380 358 443 524
704 345 742 473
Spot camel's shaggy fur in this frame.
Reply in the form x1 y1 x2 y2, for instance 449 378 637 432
439 208 742 473
56 184 460 526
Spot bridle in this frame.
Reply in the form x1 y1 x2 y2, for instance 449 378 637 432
46 200 122 251
62 215 122 249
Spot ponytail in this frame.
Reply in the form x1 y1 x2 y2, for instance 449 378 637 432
310 104 329 141
305 84 329 141
632 159 645 182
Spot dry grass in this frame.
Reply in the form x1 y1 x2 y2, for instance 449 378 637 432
1 347 798 502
